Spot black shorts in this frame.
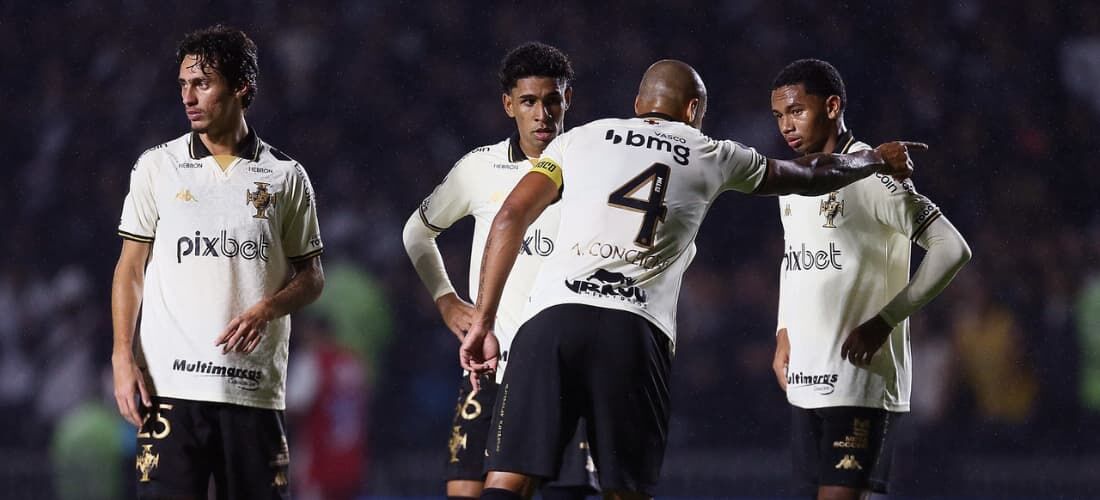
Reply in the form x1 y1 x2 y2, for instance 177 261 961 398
444 373 599 492
790 405 900 495
486 304 672 495
134 396 290 499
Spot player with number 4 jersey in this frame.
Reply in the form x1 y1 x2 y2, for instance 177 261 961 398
460 59 929 499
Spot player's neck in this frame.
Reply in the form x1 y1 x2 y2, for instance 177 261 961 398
517 137 545 161
820 121 848 155
198 117 249 157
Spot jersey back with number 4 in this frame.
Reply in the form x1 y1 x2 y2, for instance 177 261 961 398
525 116 769 345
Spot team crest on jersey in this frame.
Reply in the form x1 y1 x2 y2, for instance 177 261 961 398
819 191 845 228
246 182 277 219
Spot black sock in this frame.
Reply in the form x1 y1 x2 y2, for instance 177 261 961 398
480 487 524 500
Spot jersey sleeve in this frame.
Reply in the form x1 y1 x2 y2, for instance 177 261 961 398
714 139 769 193
118 154 159 242
417 155 475 232
281 164 324 262
869 177 942 241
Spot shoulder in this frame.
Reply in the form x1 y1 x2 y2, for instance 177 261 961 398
454 137 512 171
256 141 308 177
132 133 189 172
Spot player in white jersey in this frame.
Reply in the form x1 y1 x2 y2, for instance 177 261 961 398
768 59 971 499
111 26 324 499
402 43 597 500
459 60 925 500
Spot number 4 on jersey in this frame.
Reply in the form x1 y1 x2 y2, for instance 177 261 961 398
607 163 671 248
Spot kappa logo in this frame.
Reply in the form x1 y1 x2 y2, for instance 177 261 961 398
604 129 690 165
520 229 554 256
175 189 197 202
564 268 646 306
835 454 863 471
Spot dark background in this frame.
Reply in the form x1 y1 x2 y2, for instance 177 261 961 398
2 1 1099 497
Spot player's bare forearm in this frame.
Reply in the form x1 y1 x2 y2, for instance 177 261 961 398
111 240 150 357
263 256 325 318
473 172 558 323
755 142 926 196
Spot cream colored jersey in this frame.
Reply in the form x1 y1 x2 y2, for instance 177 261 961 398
118 131 323 410
526 115 768 346
416 136 561 378
777 132 940 412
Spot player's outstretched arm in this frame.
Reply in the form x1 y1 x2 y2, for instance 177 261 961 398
754 141 927 196
460 171 558 374
842 215 971 366
112 239 152 427
401 212 472 341
216 256 324 354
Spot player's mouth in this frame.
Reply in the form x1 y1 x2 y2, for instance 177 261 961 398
533 128 555 141
186 109 203 121
785 136 802 149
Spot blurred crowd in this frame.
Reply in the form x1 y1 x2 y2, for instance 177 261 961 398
2 0 1098 496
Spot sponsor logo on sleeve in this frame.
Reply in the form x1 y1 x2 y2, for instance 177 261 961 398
519 229 554 256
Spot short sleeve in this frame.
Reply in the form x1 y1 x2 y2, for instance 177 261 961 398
869 177 942 241
715 139 769 193
118 154 159 242
281 164 324 262
417 156 475 232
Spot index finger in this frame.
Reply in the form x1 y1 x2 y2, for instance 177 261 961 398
898 141 929 152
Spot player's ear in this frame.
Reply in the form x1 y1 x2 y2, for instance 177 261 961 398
633 94 642 116
502 92 516 118
562 86 573 111
686 98 700 126
826 95 842 120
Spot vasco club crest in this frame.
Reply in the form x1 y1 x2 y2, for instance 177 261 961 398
819 191 845 228
246 182 277 219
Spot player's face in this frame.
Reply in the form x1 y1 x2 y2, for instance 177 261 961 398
770 84 840 155
503 76 572 157
178 54 245 135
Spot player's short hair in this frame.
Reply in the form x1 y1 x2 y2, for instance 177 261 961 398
498 42 574 93
177 25 259 108
771 59 846 110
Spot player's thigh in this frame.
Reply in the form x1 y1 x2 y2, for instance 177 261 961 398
135 397 213 499
485 306 582 479
790 405 825 497
814 406 893 493
584 308 671 496
446 373 498 483
213 404 290 500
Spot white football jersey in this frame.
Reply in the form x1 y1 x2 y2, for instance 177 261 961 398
777 133 940 412
417 136 561 378
526 115 768 346
118 131 323 410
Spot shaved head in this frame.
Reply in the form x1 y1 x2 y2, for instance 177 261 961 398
635 59 708 128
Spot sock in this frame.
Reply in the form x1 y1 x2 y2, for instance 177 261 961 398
480 487 524 500
540 486 593 500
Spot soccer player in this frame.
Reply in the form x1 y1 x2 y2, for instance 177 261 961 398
111 25 324 499
460 59 925 500
402 42 598 500
768 59 970 499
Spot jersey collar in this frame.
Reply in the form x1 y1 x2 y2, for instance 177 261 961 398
507 133 527 163
188 128 261 162
837 130 855 154
637 112 678 123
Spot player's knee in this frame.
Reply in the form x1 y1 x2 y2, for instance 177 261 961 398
446 479 484 498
